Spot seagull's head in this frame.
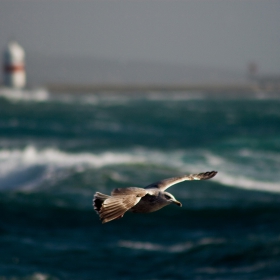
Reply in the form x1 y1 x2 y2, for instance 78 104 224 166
161 191 182 207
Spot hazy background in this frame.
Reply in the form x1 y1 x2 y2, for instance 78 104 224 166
1 0 280 86
1 1 280 279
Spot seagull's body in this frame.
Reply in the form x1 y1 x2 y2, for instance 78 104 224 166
93 171 217 223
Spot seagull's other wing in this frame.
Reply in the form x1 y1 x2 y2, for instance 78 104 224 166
145 171 217 191
99 194 142 224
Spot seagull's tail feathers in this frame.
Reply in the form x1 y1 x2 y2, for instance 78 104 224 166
93 192 110 213
93 192 125 224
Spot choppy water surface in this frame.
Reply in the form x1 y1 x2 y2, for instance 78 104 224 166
0 88 280 279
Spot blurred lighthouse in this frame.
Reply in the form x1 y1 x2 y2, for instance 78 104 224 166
3 41 26 89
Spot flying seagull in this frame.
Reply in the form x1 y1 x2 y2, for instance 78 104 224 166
93 171 217 223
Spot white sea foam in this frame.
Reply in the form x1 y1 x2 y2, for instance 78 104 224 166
118 238 226 253
213 172 280 193
0 146 147 191
0 145 279 193
202 150 280 193
1 86 280 105
0 87 212 106
0 87 49 102
50 91 205 106
0 146 144 175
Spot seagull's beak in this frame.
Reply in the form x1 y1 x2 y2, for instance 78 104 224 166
173 200 182 207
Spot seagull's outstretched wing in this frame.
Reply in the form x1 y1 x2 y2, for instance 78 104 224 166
144 171 217 191
95 187 149 224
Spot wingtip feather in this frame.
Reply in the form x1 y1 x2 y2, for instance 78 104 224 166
193 170 217 180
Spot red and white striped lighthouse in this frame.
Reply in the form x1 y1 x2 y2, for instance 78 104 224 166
3 41 26 89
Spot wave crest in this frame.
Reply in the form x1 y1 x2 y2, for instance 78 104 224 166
0 146 279 193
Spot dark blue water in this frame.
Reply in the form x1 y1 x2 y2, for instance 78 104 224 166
0 89 280 279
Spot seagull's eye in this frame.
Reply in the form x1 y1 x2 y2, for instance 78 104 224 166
164 194 171 200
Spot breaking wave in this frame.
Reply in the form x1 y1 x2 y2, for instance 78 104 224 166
0 145 279 193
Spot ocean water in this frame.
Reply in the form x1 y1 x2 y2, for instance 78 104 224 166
0 88 280 280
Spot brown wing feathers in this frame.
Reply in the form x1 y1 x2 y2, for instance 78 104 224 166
93 190 145 223
145 171 217 191
99 197 127 223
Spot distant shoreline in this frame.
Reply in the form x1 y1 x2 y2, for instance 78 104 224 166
46 83 265 94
